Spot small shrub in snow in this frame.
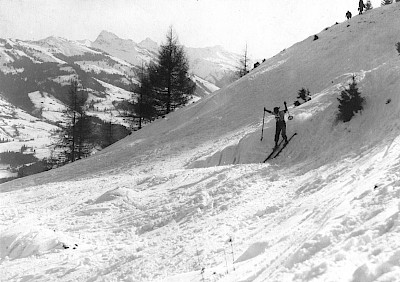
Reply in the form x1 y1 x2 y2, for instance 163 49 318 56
297 87 311 102
313 35 319 41
365 0 373 10
336 77 365 123
396 42 400 55
381 0 393 5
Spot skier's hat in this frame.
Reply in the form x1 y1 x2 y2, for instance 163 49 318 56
273 107 280 112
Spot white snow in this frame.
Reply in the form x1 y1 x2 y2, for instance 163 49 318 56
52 74 78 86
193 75 220 94
0 95 59 159
28 91 66 122
75 61 125 75
37 36 101 56
1 4 400 282
18 41 67 64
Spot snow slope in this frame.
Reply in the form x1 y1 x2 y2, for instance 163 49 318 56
0 95 59 159
1 4 400 282
28 91 66 122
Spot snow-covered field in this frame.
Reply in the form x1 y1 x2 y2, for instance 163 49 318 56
0 96 58 159
28 91 66 122
1 4 400 282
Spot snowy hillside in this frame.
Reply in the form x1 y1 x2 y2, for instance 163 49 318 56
2 4 400 282
0 95 58 159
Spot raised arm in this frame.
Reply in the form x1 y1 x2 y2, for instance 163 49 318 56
284 101 288 112
264 107 272 114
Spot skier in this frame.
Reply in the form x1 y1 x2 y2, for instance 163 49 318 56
358 0 365 15
346 11 352 20
264 102 288 148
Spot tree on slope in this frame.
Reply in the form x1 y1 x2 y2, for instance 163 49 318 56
150 27 195 115
337 77 365 123
133 64 158 128
297 87 311 102
236 43 250 78
365 0 373 10
381 0 392 5
56 79 88 162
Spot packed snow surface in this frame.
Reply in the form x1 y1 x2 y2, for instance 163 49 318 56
2 4 400 282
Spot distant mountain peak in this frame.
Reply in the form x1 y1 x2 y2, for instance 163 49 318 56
39 35 68 44
138 37 158 52
94 30 138 50
77 39 92 47
96 30 121 42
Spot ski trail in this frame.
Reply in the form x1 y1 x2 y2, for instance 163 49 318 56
236 159 368 282
252 194 346 281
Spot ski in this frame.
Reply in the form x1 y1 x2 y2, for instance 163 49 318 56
272 133 297 159
263 139 285 163
263 133 296 163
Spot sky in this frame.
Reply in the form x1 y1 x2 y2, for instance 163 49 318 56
0 0 382 59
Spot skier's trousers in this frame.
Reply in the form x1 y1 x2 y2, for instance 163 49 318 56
275 121 287 143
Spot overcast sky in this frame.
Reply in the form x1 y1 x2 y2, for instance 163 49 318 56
0 0 382 58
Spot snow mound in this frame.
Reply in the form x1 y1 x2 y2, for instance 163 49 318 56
0 224 76 260
94 187 138 204
235 241 270 263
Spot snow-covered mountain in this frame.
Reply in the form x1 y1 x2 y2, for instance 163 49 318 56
92 30 242 88
186 45 242 88
91 30 158 66
2 3 400 282
0 36 140 163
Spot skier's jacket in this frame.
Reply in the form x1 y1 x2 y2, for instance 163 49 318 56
274 110 286 123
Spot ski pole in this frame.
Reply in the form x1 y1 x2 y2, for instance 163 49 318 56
197 249 205 282
285 102 293 120
223 249 229 274
229 237 235 271
261 108 266 141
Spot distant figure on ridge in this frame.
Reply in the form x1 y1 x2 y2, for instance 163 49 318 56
358 0 365 14
264 102 288 148
346 11 352 20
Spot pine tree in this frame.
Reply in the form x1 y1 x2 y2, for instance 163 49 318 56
337 77 365 122
381 0 392 5
56 79 88 162
150 27 196 115
365 0 373 10
133 63 158 128
236 44 250 78
297 88 311 101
